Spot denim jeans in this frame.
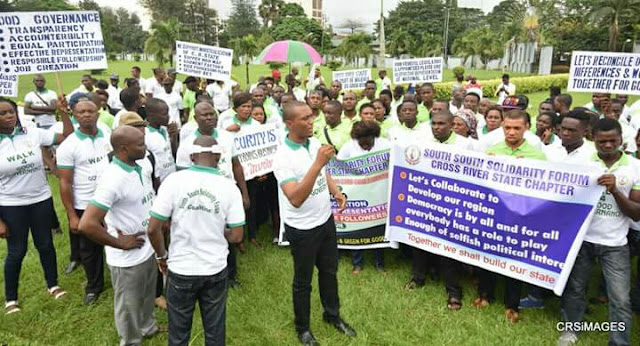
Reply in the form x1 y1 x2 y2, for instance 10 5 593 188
562 242 632 346
1 198 58 301
352 249 384 269
167 268 228 346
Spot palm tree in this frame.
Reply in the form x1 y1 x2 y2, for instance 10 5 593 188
230 34 260 85
144 19 183 66
411 33 442 58
590 0 640 51
452 27 501 69
338 33 372 67
388 28 415 57
258 0 284 28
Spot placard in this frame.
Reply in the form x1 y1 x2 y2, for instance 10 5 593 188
393 57 443 84
0 72 17 97
332 69 371 90
0 11 107 75
569 50 640 95
176 41 233 81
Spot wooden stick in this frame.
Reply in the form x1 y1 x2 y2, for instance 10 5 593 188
54 71 64 96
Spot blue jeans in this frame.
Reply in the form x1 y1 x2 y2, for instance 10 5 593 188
352 249 384 269
167 269 228 346
562 242 632 346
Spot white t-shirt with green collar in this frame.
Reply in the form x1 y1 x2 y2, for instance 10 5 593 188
0 127 56 206
273 136 332 230
586 152 640 247
145 125 176 182
56 128 112 210
175 129 236 180
89 157 155 268
219 113 260 131
150 165 246 276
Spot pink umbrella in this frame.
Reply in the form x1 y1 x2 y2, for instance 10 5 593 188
257 40 323 64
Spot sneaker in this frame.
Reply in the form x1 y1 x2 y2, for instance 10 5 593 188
557 331 578 346
519 297 545 309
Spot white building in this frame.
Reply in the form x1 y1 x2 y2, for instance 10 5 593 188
286 0 324 22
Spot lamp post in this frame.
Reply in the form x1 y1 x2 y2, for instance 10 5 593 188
622 38 632 52
379 0 386 68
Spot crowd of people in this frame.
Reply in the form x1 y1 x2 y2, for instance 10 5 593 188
2 65 640 346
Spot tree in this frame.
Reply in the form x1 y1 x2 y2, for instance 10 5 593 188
411 32 442 58
230 34 260 85
11 0 76 10
144 19 183 66
590 0 640 51
280 3 306 18
182 0 219 45
227 0 260 38
258 0 284 28
115 8 148 54
270 17 332 54
452 27 502 68
339 19 366 34
138 0 186 22
387 28 415 57
336 32 372 67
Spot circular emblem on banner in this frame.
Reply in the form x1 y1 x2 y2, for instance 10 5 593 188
619 176 629 186
404 145 421 165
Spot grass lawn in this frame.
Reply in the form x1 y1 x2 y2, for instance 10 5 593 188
0 177 638 345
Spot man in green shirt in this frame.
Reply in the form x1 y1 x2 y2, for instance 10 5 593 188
375 70 391 98
417 83 435 123
341 91 361 125
476 109 545 325
316 100 351 152
182 76 200 123
356 80 376 113
308 89 326 138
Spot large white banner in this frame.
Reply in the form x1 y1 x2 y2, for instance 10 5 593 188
232 123 279 180
176 41 233 81
569 51 640 95
393 57 443 84
0 11 107 75
0 72 17 97
332 69 371 90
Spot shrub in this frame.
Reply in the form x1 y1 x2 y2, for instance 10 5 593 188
433 74 569 100
89 69 105 75
133 53 141 62
108 53 118 61
452 66 465 79
268 62 285 70
551 65 570 74
326 60 343 71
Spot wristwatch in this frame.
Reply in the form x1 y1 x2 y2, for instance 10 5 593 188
155 252 168 260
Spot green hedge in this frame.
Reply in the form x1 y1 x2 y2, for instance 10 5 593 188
433 74 569 100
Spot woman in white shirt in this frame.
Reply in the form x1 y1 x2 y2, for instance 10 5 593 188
338 120 390 274
0 97 74 314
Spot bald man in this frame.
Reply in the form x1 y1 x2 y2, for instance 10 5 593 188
79 126 162 346
148 135 245 345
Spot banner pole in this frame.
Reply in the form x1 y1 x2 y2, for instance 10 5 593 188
54 71 64 96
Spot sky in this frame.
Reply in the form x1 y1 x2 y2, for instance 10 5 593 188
75 0 503 31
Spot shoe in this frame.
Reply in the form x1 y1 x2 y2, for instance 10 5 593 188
272 237 279 244
250 238 262 247
404 279 424 290
5 301 20 314
472 297 490 308
64 261 80 275
505 308 520 324
84 293 99 306
519 297 545 309
557 331 578 346
237 243 246 254
228 279 242 289
155 296 167 310
351 266 362 275
324 318 356 337
297 330 319 345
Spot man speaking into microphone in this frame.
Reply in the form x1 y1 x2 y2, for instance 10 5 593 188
273 101 355 346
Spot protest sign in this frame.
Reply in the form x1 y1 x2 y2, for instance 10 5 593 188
386 142 603 295
332 69 371 90
232 123 279 180
393 57 443 84
568 50 640 95
176 41 233 81
326 150 394 249
0 11 107 75
0 72 17 97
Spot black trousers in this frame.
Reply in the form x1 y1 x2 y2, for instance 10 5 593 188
69 229 81 263
247 174 280 240
477 268 522 311
285 216 340 332
75 209 104 294
410 248 439 284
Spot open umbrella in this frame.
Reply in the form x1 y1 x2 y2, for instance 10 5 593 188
257 40 323 64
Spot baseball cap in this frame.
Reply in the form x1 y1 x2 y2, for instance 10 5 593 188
272 70 281 78
183 76 197 84
502 95 529 110
109 73 119 80
69 92 91 109
118 112 148 127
